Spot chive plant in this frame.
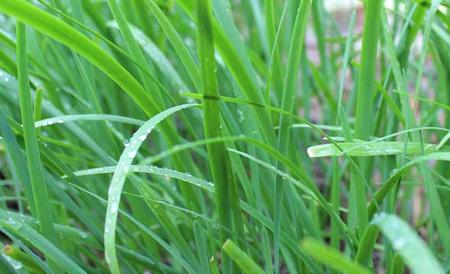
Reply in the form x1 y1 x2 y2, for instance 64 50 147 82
0 0 449 273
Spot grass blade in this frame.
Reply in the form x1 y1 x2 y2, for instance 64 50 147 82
307 141 440 158
104 104 196 273
222 239 265 274
301 238 372 274
372 213 445 274
197 1 243 272
351 0 384 236
15 21 59 269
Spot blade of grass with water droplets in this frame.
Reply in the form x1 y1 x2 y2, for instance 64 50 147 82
307 141 440 158
35 114 144 128
69 165 213 192
104 103 196 273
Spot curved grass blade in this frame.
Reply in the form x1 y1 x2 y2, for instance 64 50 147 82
104 103 196 274
0 0 158 117
70 160 320 273
372 213 445 274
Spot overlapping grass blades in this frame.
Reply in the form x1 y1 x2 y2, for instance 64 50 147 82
0 0 448 273
0 0 158 117
104 104 196 273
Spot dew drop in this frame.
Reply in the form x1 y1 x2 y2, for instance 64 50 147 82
110 202 119 214
393 238 407 249
6 217 23 230
237 110 244 122
79 232 88 239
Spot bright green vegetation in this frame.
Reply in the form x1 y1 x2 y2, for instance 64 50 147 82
0 0 449 273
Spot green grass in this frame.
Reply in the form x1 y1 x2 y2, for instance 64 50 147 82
0 0 449 273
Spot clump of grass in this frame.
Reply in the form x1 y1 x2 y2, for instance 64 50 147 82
0 0 449 273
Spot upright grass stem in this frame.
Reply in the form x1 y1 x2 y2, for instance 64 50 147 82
351 0 384 236
16 22 59 269
197 0 243 272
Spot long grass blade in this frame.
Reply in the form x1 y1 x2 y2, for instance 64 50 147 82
104 104 196 273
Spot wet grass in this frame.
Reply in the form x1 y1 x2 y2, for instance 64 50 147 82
0 0 449 273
